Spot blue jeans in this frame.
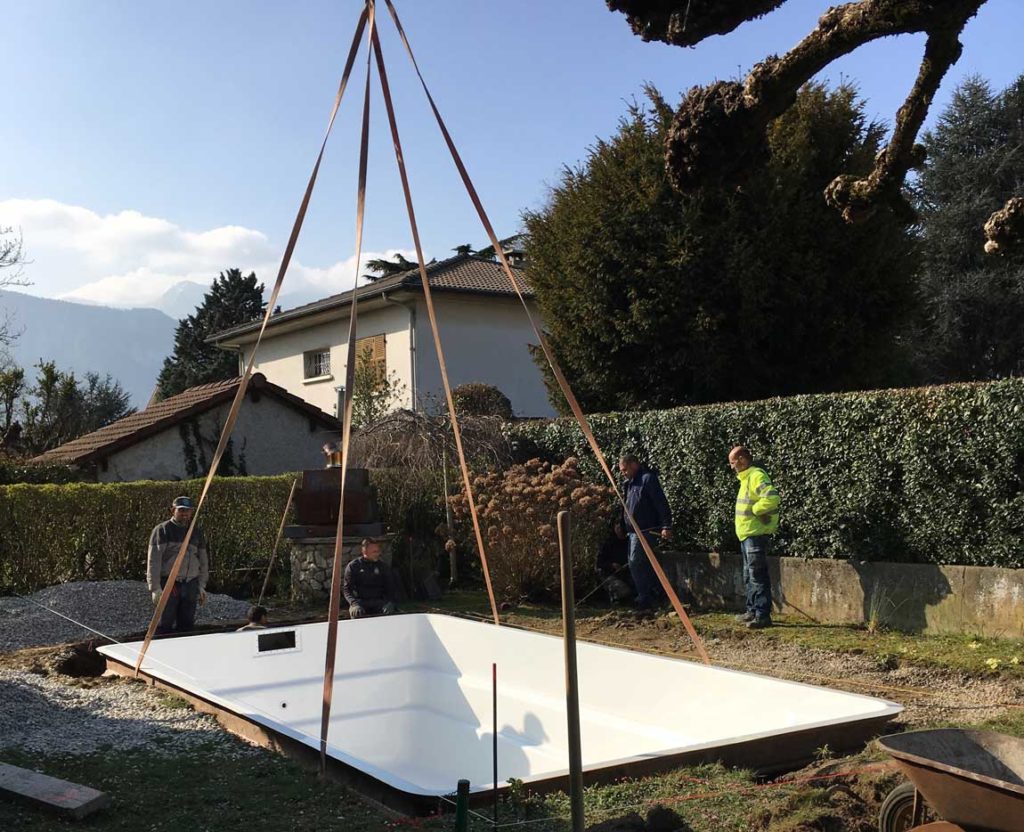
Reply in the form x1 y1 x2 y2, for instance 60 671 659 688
627 532 660 607
157 577 200 634
741 535 773 620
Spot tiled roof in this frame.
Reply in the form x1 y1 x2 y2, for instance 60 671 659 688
209 254 533 344
32 373 340 466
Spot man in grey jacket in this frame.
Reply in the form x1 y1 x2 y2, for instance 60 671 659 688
147 496 209 634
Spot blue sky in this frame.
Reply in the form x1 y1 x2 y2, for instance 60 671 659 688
2 0 1022 308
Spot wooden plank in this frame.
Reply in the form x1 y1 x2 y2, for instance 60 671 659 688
0 762 110 820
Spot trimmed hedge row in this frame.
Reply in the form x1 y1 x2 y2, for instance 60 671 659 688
0 476 295 594
507 379 1024 568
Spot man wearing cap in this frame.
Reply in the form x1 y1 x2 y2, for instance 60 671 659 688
147 496 209 634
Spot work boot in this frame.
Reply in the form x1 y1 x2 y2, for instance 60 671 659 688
735 612 754 623
747 617 773 630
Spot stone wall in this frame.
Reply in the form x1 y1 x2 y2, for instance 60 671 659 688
290 536 394 603
662 551 1024 637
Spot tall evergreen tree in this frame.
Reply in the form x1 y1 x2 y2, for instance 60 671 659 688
157 269 265 398
365 253 417 280
523 83 918 413
912 75 1024 381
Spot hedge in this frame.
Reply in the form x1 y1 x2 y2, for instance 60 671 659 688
0 476 295 594
507 379 1024 568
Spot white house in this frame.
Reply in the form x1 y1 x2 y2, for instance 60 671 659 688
208 254 555 418
32 373 340 481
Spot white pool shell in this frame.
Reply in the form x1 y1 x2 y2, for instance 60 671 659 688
99 614 901 803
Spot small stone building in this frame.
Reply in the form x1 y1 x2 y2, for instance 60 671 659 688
32 373 340 482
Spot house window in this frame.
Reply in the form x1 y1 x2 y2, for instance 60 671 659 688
303 348 331 379
355 334 386 381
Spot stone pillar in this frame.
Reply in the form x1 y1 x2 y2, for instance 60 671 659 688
289 535 395 603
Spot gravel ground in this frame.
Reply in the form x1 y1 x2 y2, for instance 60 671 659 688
0 669 258 757
0 581 253 652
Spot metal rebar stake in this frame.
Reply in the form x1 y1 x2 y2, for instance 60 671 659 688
558 510 585 832
492 661 498 825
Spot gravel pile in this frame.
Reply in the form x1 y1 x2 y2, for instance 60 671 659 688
0 669 258 757
0 581 253 652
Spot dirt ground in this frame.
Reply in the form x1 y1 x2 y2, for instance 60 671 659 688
501 607 1024 729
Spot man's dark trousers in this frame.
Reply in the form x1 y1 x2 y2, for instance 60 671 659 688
157 577 200 634
627 532 661 608
740 535 773 620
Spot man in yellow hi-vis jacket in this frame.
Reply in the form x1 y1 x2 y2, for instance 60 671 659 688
729 446 781 629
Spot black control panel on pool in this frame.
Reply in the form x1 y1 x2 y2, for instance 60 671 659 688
257 631 297 653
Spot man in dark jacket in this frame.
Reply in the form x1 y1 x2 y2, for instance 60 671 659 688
615 454 672 610
343 539 398 618
147 496 209 635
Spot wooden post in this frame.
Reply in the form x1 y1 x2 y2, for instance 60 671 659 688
558 510 585 832
454 779 470 832
257 477 298 606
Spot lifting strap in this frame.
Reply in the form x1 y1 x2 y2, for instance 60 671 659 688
132 5 370 676
370 27 500 627
319 0 376 772
382 0 710 664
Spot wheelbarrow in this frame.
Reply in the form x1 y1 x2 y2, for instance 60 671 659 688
876 729 1024 832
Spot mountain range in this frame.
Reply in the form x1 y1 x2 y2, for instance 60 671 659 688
0 290 176 407
0 281 328 407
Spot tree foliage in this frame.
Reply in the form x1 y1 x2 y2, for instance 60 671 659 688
157 269 265 398
913 74 1024 381
451 383 513 419
0 225 30 348
15 361 133 454
351 344 407 429
364 253 419 280
523 83 918 413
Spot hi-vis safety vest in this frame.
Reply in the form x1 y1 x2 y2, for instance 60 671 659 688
735 466 780 541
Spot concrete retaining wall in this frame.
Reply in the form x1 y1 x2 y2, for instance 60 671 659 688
663 551 1024 637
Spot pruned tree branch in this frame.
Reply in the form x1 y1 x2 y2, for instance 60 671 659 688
0 227 29 289
983 196 1024 255
608 0 786 47
608 0 1014 249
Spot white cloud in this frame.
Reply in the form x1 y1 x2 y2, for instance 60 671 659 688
0 198 415 310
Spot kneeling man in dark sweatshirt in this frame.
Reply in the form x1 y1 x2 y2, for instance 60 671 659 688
343 538 398 618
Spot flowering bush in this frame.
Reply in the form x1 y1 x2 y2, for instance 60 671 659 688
448 457 615 603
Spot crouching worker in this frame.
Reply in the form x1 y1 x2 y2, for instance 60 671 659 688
343 538 398 619
237 605 268 631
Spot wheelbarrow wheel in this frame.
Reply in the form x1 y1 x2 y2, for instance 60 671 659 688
878 782 920 832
